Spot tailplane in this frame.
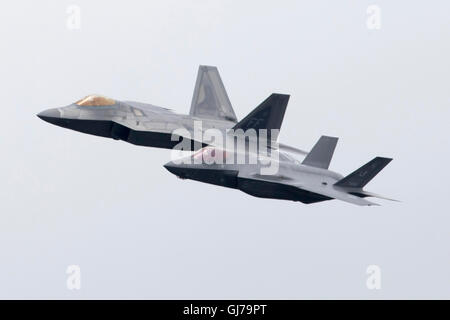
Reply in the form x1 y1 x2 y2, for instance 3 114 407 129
349 190 399 202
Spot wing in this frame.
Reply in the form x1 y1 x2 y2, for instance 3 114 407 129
295 184 380 206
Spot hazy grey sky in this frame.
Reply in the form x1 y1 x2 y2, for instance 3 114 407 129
1 0 449 298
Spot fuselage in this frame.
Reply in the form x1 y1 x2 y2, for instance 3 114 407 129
37 96 236 150
164 147 345 204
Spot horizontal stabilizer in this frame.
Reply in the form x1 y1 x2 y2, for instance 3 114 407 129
232 93 290 141
301 136 338 169
335 157 392 188
355 191 399 202
295 183 380 206
190 65 237 122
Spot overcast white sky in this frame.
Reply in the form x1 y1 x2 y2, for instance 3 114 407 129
1 0 449 299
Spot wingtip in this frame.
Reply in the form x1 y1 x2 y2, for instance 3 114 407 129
199 65 218 70
271 93 290 98
376 156 393 162
320 135 339 141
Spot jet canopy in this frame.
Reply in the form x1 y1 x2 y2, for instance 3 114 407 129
75 94 115 106
192 147 228 163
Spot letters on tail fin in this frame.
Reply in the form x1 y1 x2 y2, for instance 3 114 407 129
232 93 290 141
189 65 237 122
334 157 393 188
302 136 338 169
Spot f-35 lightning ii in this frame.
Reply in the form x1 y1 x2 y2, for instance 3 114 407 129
164 93 395 206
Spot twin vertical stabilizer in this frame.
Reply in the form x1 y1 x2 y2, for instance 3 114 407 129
301 136 338 169
190 65 237 122
334 157 393 188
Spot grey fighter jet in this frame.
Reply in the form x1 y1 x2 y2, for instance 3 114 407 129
37 66 306 155
164 94 395 206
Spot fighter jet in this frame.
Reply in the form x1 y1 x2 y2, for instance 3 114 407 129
37 65 306 155
164 93 395 206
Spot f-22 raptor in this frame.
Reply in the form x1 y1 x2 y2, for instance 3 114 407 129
37 65 306 155
164 93 395 206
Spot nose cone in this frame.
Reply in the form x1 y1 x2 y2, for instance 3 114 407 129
37 108 61 124
164 161 191 179
164 161 182 175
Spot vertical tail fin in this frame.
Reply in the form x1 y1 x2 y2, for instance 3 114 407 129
301 136 338 169
334 157 393 188
232 93 290 141
189 65 237 122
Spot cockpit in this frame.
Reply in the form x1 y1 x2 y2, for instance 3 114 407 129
75 94 116 106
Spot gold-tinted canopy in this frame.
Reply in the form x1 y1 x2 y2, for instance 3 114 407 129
75 95 115 106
